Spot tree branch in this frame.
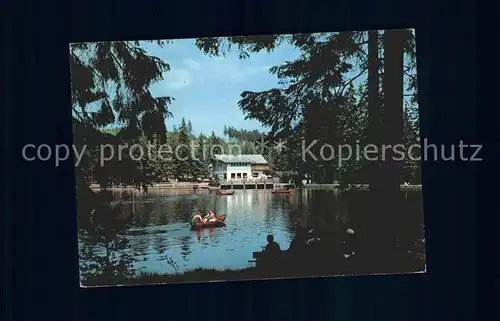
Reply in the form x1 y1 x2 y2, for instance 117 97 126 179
336 68 367 96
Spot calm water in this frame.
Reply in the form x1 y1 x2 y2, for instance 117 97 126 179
80 188 424 275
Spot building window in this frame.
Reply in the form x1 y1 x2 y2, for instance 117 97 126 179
224 174 227 179
231 173 236 179
243 173 247 179
237 173 241 179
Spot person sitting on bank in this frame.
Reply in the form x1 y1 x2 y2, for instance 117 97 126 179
288 228 308 255
264 234 282 259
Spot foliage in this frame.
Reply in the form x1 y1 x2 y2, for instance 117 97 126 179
165 256 180 274
196 31 419 184
70 40 175 189
70 41 173 141
71 41 175 280
78 192 135 280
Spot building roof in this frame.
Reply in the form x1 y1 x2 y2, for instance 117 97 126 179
213 154 268 164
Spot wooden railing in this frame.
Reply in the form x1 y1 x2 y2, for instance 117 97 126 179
220 178 280 184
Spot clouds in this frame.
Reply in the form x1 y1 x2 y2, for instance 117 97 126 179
162 58 202 90
204 57 270 83
161 55 270 91
182 58 201 71
146 39 301 95
140 40 301 136
164 69 191 90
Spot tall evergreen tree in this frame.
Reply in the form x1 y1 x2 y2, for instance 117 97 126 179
174 118 191 179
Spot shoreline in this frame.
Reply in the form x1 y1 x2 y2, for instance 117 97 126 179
304 184 422 191
90 183 422 192
90 182 208 190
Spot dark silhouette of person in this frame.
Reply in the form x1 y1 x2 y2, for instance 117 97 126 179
286 228 309 270
141 182 148 196
264 234 281 258
288 228 308 256
261 234 282 272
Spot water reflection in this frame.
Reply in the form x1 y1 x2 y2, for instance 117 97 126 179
80 188 424 274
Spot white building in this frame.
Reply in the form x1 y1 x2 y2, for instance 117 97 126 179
212 154 270 181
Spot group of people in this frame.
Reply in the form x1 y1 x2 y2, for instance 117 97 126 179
260 227 358 262
192 210 218 224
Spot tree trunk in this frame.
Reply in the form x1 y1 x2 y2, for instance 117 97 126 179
367 30 381 191
379 29 406 267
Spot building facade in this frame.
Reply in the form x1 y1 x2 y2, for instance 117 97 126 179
212 154 270 181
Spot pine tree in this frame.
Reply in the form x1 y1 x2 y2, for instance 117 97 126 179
174 118 191 180
192 134 209 179
187 120 193 137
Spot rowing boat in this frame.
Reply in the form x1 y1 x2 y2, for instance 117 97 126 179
216 190 235 195
190 214 227 229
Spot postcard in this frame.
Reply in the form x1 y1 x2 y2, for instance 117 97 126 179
70 29 426 287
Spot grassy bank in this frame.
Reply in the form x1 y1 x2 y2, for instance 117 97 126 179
82 267 261 287
82 267 335 287
82 252 426 287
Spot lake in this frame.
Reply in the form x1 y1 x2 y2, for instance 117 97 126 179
79 188 424 275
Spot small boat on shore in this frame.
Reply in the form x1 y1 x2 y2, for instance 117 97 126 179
216 190 235 195
190 214 227 229
271 189 293 194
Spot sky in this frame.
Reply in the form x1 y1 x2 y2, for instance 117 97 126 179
140 40 302 137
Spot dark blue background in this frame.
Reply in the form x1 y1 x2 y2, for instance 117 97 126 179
6 0 478 320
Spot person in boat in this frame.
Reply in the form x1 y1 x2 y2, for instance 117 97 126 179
263 234 282 259
205 209 218 222
192 213 207 224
